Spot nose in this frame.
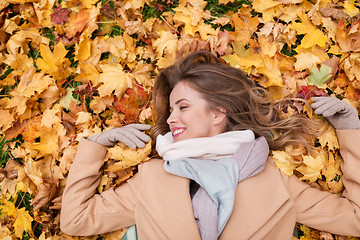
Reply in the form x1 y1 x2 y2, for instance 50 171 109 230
166 111 177 125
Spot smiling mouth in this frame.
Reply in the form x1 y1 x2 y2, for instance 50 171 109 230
172 128 185 137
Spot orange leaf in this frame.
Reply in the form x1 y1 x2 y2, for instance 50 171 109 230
346 85 360 100
64 10 90 38
113 84 150 123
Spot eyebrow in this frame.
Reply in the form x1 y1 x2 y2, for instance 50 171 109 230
175 98 189 105
169 98 189 111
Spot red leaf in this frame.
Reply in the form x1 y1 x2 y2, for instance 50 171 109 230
297 85 328 100
51 7 70 25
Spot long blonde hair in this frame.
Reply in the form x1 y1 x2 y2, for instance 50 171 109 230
152 51 320 150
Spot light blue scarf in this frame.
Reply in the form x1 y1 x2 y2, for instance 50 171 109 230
164 157 238 235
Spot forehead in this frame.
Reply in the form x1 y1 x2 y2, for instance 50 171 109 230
169 82 201 103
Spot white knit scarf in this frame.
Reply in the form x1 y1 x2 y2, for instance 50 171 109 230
156 130 255 161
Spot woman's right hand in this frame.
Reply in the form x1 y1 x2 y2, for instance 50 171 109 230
87 124 151 149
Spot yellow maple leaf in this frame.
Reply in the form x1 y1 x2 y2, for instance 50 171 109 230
75 29 91 61
0 197 33 238
153 30 178 58
322 152 342 182
272 150 296 176
297 154 326 183
252 0 281 13
344 0 360 17
76 111 93 131
173 0 218 40
41 104 62 128
289 10 327 51
258 55 283 87
13 207 34 238
294 52 322 71
75 62 100 84
3 53 33 72
174 4 203 27
33 0 53 27
36 41 68 74
105 36 127 60
258 36 277 57
30 130 60 158
6 66 53 116
6 29 49 56
317 124 339 151
107 141 152 172
231 13 259 44
96 64 133 97
223 51 263 74
89 96 114 114
81 0 98 9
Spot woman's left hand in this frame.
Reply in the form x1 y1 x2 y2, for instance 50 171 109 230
311 96 360 130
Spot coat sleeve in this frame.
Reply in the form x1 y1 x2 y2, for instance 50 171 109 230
60 138 142 236
288 130 360 236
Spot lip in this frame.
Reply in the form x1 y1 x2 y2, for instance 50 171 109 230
171 127 186 138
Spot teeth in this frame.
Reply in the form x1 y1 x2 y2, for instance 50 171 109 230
173 129 185 136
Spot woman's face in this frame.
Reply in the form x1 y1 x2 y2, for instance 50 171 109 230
167 81 225 142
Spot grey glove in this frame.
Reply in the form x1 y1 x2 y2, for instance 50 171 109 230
87 124 151 149
311 96 360 130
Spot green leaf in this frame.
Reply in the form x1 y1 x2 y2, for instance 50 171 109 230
308 64 332 89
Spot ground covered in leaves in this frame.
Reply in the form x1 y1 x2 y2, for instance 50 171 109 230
0 0 360 239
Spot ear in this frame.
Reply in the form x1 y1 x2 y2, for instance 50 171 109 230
212 106 227 126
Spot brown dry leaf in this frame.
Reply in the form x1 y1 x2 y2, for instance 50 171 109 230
31 182 58 210
215 30 231 56
59 144 77 175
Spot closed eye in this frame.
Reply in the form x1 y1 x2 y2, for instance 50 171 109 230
180 106 188 110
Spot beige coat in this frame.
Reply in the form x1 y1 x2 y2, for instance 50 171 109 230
60 130 360 239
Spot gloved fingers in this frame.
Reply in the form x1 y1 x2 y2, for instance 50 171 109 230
114 133 138 149
112 128 150 149
124 126 151 143
120 132 147 149
311 97 345 116
125 124 152 131
87 124 151 148
315 102 347 117
311 96 338 109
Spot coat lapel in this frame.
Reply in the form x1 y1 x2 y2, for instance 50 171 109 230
220 160 292 239
139 159 202 240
